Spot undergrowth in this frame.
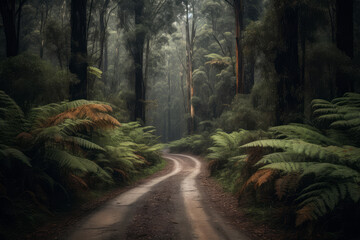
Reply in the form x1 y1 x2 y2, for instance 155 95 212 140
0 90 164 240
169 92 360 239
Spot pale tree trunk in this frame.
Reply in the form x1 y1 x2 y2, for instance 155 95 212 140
167 70 171 142
185 1 196 134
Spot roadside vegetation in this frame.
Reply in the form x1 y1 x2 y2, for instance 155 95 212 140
169 92 360 239
0 90 163 240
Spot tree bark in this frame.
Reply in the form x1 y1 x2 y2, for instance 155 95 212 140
167 70 171 142
274 3 302 124
234 0 244 94
0 0 18 57
336 0 354 96
133 0 146 123
185 1 195 135
98 0 110 70
69 0 88 100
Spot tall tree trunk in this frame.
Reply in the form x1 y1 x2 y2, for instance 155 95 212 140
274 3 302 124
185 2 195 135
98 0 110 70
69 0 88 100
234 0 244 94
336 0 354 96
167 71 171 142
144 38 150 91
0 0 18 57
133 0 146 123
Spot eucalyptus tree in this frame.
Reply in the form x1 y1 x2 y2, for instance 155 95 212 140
223 0 245 94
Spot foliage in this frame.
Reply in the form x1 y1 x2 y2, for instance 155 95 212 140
0 91 163 238
0 53 75 111
204 93 360 237
168 132 211 155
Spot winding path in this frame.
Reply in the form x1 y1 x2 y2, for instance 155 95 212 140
62 154 251 240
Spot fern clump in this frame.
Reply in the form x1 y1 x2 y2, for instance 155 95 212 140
169 133 211 155
312 92 360 146
207 93 360 235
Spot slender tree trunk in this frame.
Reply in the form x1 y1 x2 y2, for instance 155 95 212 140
0 0 18 57
69 0 88 100
234 0 244 94
167 71 171 142
185 2 195 134
336 0 354 96
98 0 110 70
144 38 150 91
133 0 146 123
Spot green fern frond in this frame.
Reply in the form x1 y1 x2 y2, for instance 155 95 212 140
0 144 32 168
260 162 316 173
255 152 305 166
241 139 338 161
269 125 339 146
45 148 112 183
330 118 360 129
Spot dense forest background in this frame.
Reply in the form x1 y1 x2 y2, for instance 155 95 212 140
1 0 360 239
1 0 359 140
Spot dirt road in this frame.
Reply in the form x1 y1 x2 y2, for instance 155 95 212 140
62 154 251 240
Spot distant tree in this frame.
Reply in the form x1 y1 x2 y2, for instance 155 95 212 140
273 0 302 124
69 0 88 100
0 0 27 57
336 0 354 96
118 0 182 123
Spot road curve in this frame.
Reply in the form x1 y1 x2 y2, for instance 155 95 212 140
62 154 251 240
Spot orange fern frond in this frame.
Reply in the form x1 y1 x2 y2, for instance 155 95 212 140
113 168 129 181
68 174 89 190
243 169 276 189
43 104 120 129
275 174 300 200
296 205 315 226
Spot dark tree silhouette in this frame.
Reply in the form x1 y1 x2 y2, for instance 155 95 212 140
69 0 88 100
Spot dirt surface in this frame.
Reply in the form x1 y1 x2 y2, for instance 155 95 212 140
29 154 288 240
196 155 287 240
27 160 175 240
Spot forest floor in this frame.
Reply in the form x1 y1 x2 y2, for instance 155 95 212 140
27 154 289 240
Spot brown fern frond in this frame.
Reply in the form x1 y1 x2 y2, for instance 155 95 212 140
43 104 120 129
113 168 129 181
296 205 315 226
68 174 89 190
243 169 276 190
275 174 300 200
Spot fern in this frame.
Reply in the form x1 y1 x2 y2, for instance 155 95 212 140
0 144 32 168
0 90 25 143
45 148 113 183
269 124 340 146
242 139 338 161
